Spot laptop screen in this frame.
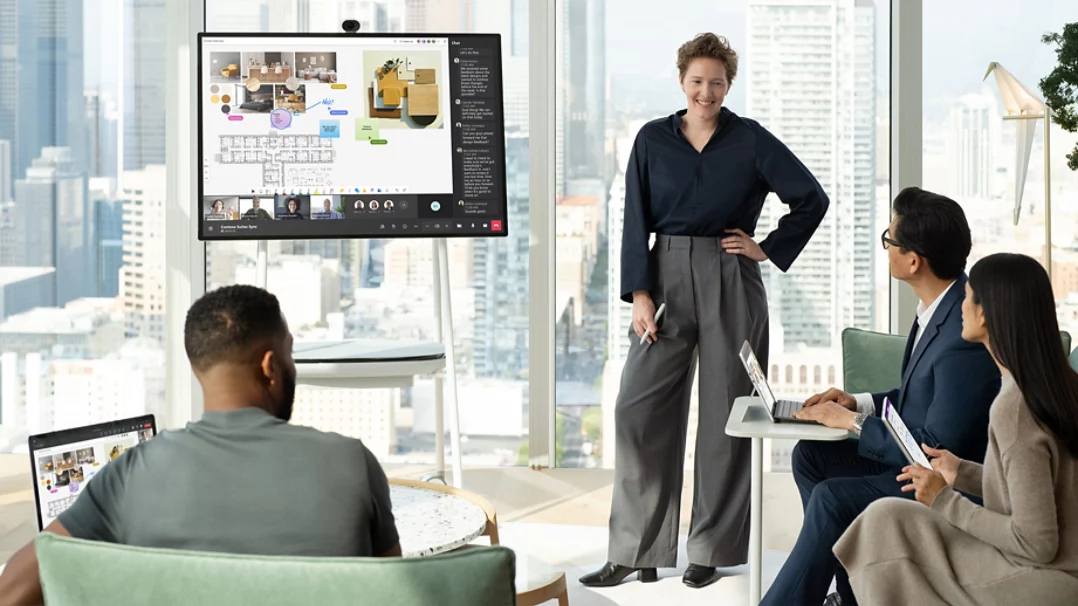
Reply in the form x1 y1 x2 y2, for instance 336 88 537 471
738 341 777 408
27 415 156 530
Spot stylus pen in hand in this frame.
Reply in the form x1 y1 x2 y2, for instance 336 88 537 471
640 303 667 345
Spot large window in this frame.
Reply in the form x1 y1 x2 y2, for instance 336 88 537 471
554 0 891 469
0 1 169 453
205 0 530 467
922 2 1078 344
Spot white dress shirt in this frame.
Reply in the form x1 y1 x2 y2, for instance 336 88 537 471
853 280 957 416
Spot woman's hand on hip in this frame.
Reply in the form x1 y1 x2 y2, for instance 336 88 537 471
722 229 768 262
632 291 658 343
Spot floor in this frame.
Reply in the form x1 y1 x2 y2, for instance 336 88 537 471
498 522 790 605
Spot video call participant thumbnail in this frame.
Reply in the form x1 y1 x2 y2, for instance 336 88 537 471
242 196 273 220
312 197 343 220
204 196 239 221
275 195 308 220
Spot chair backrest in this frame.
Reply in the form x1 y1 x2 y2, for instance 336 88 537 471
842 328 1075 394
841 328 906 394
35 534 516 606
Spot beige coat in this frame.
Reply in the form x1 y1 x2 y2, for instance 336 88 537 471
834 374 1078 605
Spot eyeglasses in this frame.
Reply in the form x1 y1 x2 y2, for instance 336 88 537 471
881 228 905 251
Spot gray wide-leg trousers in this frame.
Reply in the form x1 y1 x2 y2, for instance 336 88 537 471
608 234 769 568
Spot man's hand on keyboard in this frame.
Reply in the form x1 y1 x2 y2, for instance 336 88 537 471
793 400 858 430
804 387 856 411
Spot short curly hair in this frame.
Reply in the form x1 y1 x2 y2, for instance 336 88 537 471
676 33 738 83
184 285 287 371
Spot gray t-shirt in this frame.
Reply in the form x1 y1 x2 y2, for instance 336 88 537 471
58 407 399 557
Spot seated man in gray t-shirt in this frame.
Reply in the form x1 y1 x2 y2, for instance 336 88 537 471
0 285 400 605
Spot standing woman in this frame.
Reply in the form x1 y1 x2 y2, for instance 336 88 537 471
579 33 828 589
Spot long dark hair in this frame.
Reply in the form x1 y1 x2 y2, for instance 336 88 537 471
970 253 1078 457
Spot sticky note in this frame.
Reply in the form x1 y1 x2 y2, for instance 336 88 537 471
319 120 340 138
354 119 380 141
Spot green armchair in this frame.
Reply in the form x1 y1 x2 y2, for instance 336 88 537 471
35 534 517 606
842 327 1074 394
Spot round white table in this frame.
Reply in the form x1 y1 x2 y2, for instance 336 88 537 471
390 484 488 558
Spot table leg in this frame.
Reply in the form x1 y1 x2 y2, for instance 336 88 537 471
750 436 763 605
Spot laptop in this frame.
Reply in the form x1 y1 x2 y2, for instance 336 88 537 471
738 341 812 423
27 415 156 530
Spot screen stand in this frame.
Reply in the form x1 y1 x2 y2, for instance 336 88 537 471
256 240 269 289
254 239 463 488
431 237 464 489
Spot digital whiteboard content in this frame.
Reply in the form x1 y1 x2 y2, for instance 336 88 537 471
198 33 507 240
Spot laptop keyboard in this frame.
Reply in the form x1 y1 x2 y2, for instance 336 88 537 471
775 399 804 419
47 495 78 518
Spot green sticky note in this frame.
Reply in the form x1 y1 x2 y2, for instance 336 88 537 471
355 119 380 141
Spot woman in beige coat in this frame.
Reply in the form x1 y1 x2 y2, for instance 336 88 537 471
833 252 1078 606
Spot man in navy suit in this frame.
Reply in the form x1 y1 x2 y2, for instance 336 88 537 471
760 187 1001 606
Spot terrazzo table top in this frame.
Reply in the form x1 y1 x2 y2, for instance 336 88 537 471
390 484 488 558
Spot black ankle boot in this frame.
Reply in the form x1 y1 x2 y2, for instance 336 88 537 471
682 564 720 588
578 562 658 587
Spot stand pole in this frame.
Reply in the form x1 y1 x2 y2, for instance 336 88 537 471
431 240 447 482
436 238 464 488
256 240 269 290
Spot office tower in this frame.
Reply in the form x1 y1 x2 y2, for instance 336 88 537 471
10 148 94 307
946 92 999 201
120 165 166 345
92 181 124 298
291 387 398 458
0 140 11 201
85 92 119 180
0 0 35 181
471 0 528 129
473 134 529 378
123 0 166 171
235 255 342 328
562 0 605 183
32 0 86 173
0 268 55 322
747 0 877 350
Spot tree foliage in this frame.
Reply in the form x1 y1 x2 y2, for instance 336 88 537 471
1040 23 1078 171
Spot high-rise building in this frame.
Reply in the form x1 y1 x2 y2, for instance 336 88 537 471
0 0 36 181
0 268 54 322
0 0 84 178
0 140 11 201
91 179 124 298
123 0 166 171
120 165 167 345
291 386 398 458
473 134 529 378
561 0 605 185
86 92 119 180
235 255 342 329
10 148 94 307
747 0 877 351
35 0 86 171
946 92 1000 201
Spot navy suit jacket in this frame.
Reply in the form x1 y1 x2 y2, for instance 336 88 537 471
857 274 1000 487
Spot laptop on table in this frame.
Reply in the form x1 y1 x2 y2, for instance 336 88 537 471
27 415 157 530
737 341 813 424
